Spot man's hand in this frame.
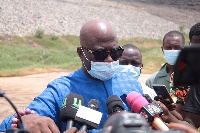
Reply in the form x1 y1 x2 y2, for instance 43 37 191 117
21 114 60 133
152 100 179 123
11 108 37 128
154 95 176 111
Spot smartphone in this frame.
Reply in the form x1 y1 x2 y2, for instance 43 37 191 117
152 84 174 103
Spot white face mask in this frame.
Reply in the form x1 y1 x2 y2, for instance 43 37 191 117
82 49 119 81
163 50 181 65
118 65 141 80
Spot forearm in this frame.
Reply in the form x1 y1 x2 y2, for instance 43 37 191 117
0 116 13 131
170 110 184 121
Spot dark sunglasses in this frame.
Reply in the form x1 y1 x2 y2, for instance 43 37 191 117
81 46 124 61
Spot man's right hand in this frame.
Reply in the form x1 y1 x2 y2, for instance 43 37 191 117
21 114 60 133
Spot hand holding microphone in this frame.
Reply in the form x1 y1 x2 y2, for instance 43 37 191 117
126 91 169 131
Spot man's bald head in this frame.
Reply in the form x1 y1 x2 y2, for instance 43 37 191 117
80 19 117 47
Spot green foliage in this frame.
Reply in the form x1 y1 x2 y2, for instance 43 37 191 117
35 29 44 39
179 25 186 34
51 35 58 41
2 34 189 76
0 35 81 76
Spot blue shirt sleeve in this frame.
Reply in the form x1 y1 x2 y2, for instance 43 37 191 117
0 116 13 131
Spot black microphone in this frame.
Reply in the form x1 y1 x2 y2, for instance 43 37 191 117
106 95 125 116
142 94 153 103
75 99 102 132
60 93 84 130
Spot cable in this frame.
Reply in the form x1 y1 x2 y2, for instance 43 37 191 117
0 89 24 129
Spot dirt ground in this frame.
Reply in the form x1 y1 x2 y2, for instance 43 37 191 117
1 0 199 127
0 69 150 123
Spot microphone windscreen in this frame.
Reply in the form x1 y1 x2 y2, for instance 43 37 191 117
106 95 125 115
87 99 99 110
60 93 84 122
126 91 149 113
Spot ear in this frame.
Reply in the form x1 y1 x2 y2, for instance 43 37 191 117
77 47 83 61
161 46 164 53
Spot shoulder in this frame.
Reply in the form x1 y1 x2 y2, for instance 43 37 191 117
48 68 83 87
146 71 159 83
146 64 168 82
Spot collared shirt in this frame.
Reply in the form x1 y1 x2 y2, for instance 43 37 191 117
145 63 171 92
1 68 152 133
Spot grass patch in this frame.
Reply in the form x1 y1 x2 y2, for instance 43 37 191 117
0 33 190 77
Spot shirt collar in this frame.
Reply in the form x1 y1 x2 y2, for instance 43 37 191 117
156 63 169 78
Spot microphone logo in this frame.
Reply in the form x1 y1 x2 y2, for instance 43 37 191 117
73 98 82 108
61 98 82 109
148 104 161 114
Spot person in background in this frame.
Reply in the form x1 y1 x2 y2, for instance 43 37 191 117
162 23 200 129
145 30 185 92
181 22 200 129
118 44 156 99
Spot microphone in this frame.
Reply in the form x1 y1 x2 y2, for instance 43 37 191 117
106 95 125 115
126 91 169 131
75 99 103 132
142 94 153 103
60 93 84 130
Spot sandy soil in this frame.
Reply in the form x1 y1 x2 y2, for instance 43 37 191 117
0 70 150 123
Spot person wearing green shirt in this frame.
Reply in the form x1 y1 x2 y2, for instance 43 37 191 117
145 30 185 92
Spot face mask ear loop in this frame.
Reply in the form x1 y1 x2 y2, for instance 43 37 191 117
81 47 91 72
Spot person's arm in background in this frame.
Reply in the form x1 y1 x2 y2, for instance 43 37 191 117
153 100 197 132
167 122 199 133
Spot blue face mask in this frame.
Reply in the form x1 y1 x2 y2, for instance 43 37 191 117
117 65 141 80
163 50 181 65
82 49 119 81
88 60 119 81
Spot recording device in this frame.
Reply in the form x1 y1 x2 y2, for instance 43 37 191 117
126 91 169 131
106 95 125 115
152 84 174 103
60 93 84 130
173 46 200 87
98 112 185 133
0 89 30 133
75 99 102 131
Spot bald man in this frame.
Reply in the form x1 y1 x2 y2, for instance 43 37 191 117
0 19 143 133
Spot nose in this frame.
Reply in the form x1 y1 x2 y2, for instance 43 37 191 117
104 54 113 62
